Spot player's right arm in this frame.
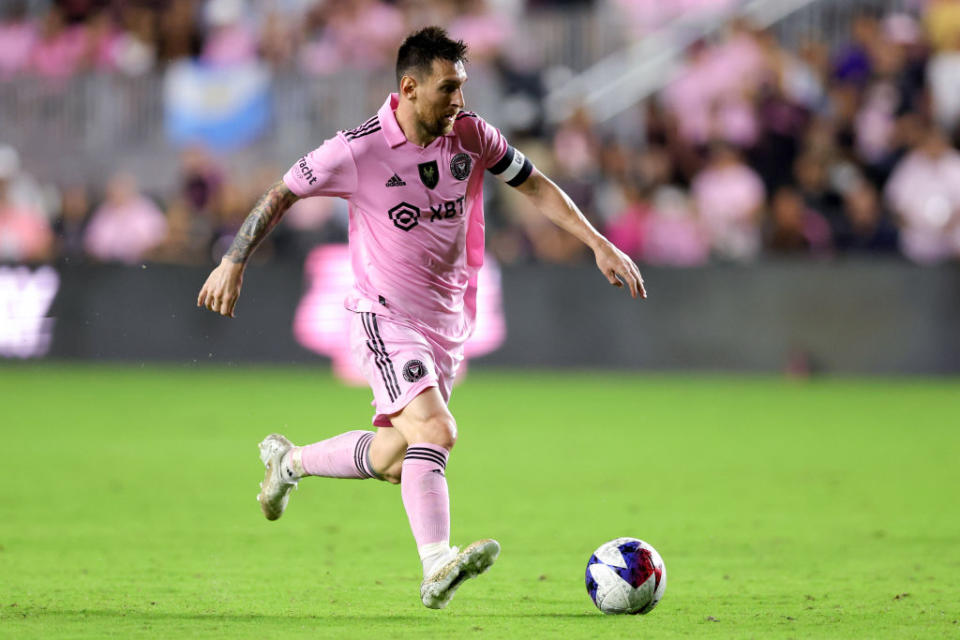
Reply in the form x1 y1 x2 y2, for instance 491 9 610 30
197 134 357 317
196 180 299 317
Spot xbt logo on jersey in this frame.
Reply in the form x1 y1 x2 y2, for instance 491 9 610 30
387 196 466 231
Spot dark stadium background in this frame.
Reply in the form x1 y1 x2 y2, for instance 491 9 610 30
2 0 958 374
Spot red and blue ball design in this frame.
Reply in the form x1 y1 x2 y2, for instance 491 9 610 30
585 537 666 614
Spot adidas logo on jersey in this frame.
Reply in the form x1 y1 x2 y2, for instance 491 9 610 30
386 174 406 187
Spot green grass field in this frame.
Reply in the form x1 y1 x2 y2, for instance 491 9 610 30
1 365 958 638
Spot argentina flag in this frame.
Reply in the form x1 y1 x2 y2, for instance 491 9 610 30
163 60 271 151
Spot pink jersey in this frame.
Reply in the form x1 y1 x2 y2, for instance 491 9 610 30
284 93 530 347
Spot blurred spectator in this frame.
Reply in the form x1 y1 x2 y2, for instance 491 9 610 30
448 0 511 63
30 6 89 79
552 108 600 178
884 125 960 263
764 185 832 255
825 81 860 156
0 154 52 263
0 2 37 79
834 178 899 254
691 143 765 261
832 11 882 85
52 183 92 262
179 146 223 219
640 185 709 267
258 8 300 69
854 81 899 166
604 184 648 259
751 81 811 189
664 21 766 148
157 0 202 62
201 0 258 68
88 8 155 76
884 13 927 114
84 173 167 264
793 151 844 233
150 200 207 265
299 0 404 76
759 31 826 112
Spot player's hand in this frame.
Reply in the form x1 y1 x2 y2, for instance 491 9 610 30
197 258 245 317
594 240 646 299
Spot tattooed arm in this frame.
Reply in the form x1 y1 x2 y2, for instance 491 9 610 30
197 181 299 317
223 181 299 264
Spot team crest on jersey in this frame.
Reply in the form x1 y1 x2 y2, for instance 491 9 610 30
450 153 471 180
418 161 439 189
402 359 427 382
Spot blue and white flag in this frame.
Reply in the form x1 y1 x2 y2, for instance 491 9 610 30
164 60 271 151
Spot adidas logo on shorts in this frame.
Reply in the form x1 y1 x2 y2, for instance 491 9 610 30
386 174 406 187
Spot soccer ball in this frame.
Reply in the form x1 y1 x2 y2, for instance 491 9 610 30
585 537 666 615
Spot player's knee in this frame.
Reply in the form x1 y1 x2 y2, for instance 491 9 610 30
418 414 457 450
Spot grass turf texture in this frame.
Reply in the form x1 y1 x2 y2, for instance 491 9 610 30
1 365 958 639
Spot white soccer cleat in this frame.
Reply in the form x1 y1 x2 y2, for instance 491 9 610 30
420 539 500 609
257 434 297 521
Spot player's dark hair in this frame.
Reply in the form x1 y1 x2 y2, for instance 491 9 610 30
396 27 468 86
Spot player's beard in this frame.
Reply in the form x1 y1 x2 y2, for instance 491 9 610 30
420 105 456 138
423 115 452 138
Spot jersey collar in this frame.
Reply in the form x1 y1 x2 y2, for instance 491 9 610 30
379 93 408 148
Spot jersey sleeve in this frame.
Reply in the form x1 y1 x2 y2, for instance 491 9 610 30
283 135 358 199
477 117 534 188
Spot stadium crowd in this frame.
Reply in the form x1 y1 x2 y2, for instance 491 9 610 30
2 0 960 267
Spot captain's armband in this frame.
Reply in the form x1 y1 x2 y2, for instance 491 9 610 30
488 145 534 187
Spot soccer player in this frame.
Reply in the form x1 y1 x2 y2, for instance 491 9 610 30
197 27 645 609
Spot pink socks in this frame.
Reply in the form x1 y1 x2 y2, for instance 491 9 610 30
286 434 453 576
291 430 377 479
401 444 451 553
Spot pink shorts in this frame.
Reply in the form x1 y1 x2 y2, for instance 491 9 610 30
350 311 462 427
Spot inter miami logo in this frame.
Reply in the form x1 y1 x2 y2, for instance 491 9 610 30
388 202 420 231
418 161 439 189
450 153 471 180
402 359 427 382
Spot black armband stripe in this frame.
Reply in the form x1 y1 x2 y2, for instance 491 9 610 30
489 145 533 186
506 157 533 187
489 146 516 175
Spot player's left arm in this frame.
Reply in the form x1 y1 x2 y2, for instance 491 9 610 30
514 169 647 299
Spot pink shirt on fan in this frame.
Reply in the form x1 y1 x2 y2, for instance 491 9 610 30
283 93 509 347
84 195 167 264
0 21 37 78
